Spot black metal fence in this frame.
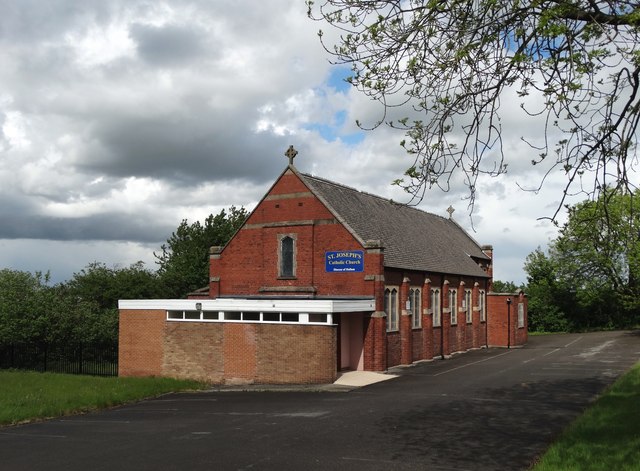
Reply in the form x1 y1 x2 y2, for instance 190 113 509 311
0 342 118 376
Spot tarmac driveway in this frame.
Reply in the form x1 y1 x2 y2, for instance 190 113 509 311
1 331 639 471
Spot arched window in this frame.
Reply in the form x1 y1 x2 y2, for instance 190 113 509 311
279 235 295 278
449 289 458 325
431 288 441 327
384 287 399 332
465 289 473 323
410 288 421 328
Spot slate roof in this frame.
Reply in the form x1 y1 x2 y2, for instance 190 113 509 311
299 171 490 278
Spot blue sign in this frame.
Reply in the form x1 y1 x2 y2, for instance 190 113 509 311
325 250 364 272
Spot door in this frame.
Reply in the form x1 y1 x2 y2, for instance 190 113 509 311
339 312 364 371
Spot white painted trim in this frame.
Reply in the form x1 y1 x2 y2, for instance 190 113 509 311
165 311 335 326
118 298 375 313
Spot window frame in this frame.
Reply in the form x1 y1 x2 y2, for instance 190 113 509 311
518 302 525 328
166 311 332 325
431 288 441 327
278 234 297 279
449 288 458 325
385 286 399 332
465 289 473 324
479 289 486 322
410 287 422 329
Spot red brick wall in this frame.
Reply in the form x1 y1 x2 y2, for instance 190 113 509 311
381 271 490 365
412 329 423 361
213 169 373 298
487 293 528 347
433 328 443 357
363 314 386 371
386 331 401 367
163 322 224 382
119 310 164 377
255 324 336 384
119 311 336 384
224 323 258 384
449 324 460 354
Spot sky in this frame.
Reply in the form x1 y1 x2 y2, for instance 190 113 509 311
0 0 614 286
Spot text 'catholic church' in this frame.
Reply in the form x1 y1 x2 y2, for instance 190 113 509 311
119 147 527 385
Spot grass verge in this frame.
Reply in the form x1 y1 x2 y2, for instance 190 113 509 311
0 370 206 426
532 362 640 470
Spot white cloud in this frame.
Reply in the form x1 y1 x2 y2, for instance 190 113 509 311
0 0 629 287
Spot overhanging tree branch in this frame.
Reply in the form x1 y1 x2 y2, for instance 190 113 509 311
308 0 640 219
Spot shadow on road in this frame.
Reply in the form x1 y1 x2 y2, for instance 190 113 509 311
377 375 609 470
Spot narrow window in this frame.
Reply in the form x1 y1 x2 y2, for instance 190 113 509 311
431 288 441 327
410 288 421 328
479 290 486 322
518 303 525 328
465 289 473 323
385 287 399 332
449 289 458 325
279 235 295 278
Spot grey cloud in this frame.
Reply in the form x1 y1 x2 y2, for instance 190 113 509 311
130 23 208 67
0 113 6 150
0 0 113 43
0 185 170 243
0 212 173 243
80 112 289 185
0 0 544 285
0 0 90 42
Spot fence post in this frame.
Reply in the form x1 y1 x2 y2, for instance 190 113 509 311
79 342 83 375
1 341 118 377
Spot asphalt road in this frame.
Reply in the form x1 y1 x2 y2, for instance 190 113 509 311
1 331 639 471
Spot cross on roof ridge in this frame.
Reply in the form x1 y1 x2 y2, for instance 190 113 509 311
285 145 298 166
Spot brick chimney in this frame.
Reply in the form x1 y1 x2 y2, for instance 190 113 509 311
481 244 494 292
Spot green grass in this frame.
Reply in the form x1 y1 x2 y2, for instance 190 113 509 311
532 362 640 470
0 370 206 426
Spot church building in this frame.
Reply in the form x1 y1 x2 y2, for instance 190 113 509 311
118 147 527 385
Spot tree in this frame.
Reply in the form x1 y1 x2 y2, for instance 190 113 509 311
523 248 571 332
0 269 46 344
523 190 640 330
0 269 109 345
155 206 248 298
63 261 164 343
308 1 640 215
65 261 163 311
552 188 640 326
491 280 523 293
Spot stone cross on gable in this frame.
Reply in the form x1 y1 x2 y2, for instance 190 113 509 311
285 145 298 166
446 205 455 219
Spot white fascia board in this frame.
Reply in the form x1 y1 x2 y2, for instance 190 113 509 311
118 298 375 313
